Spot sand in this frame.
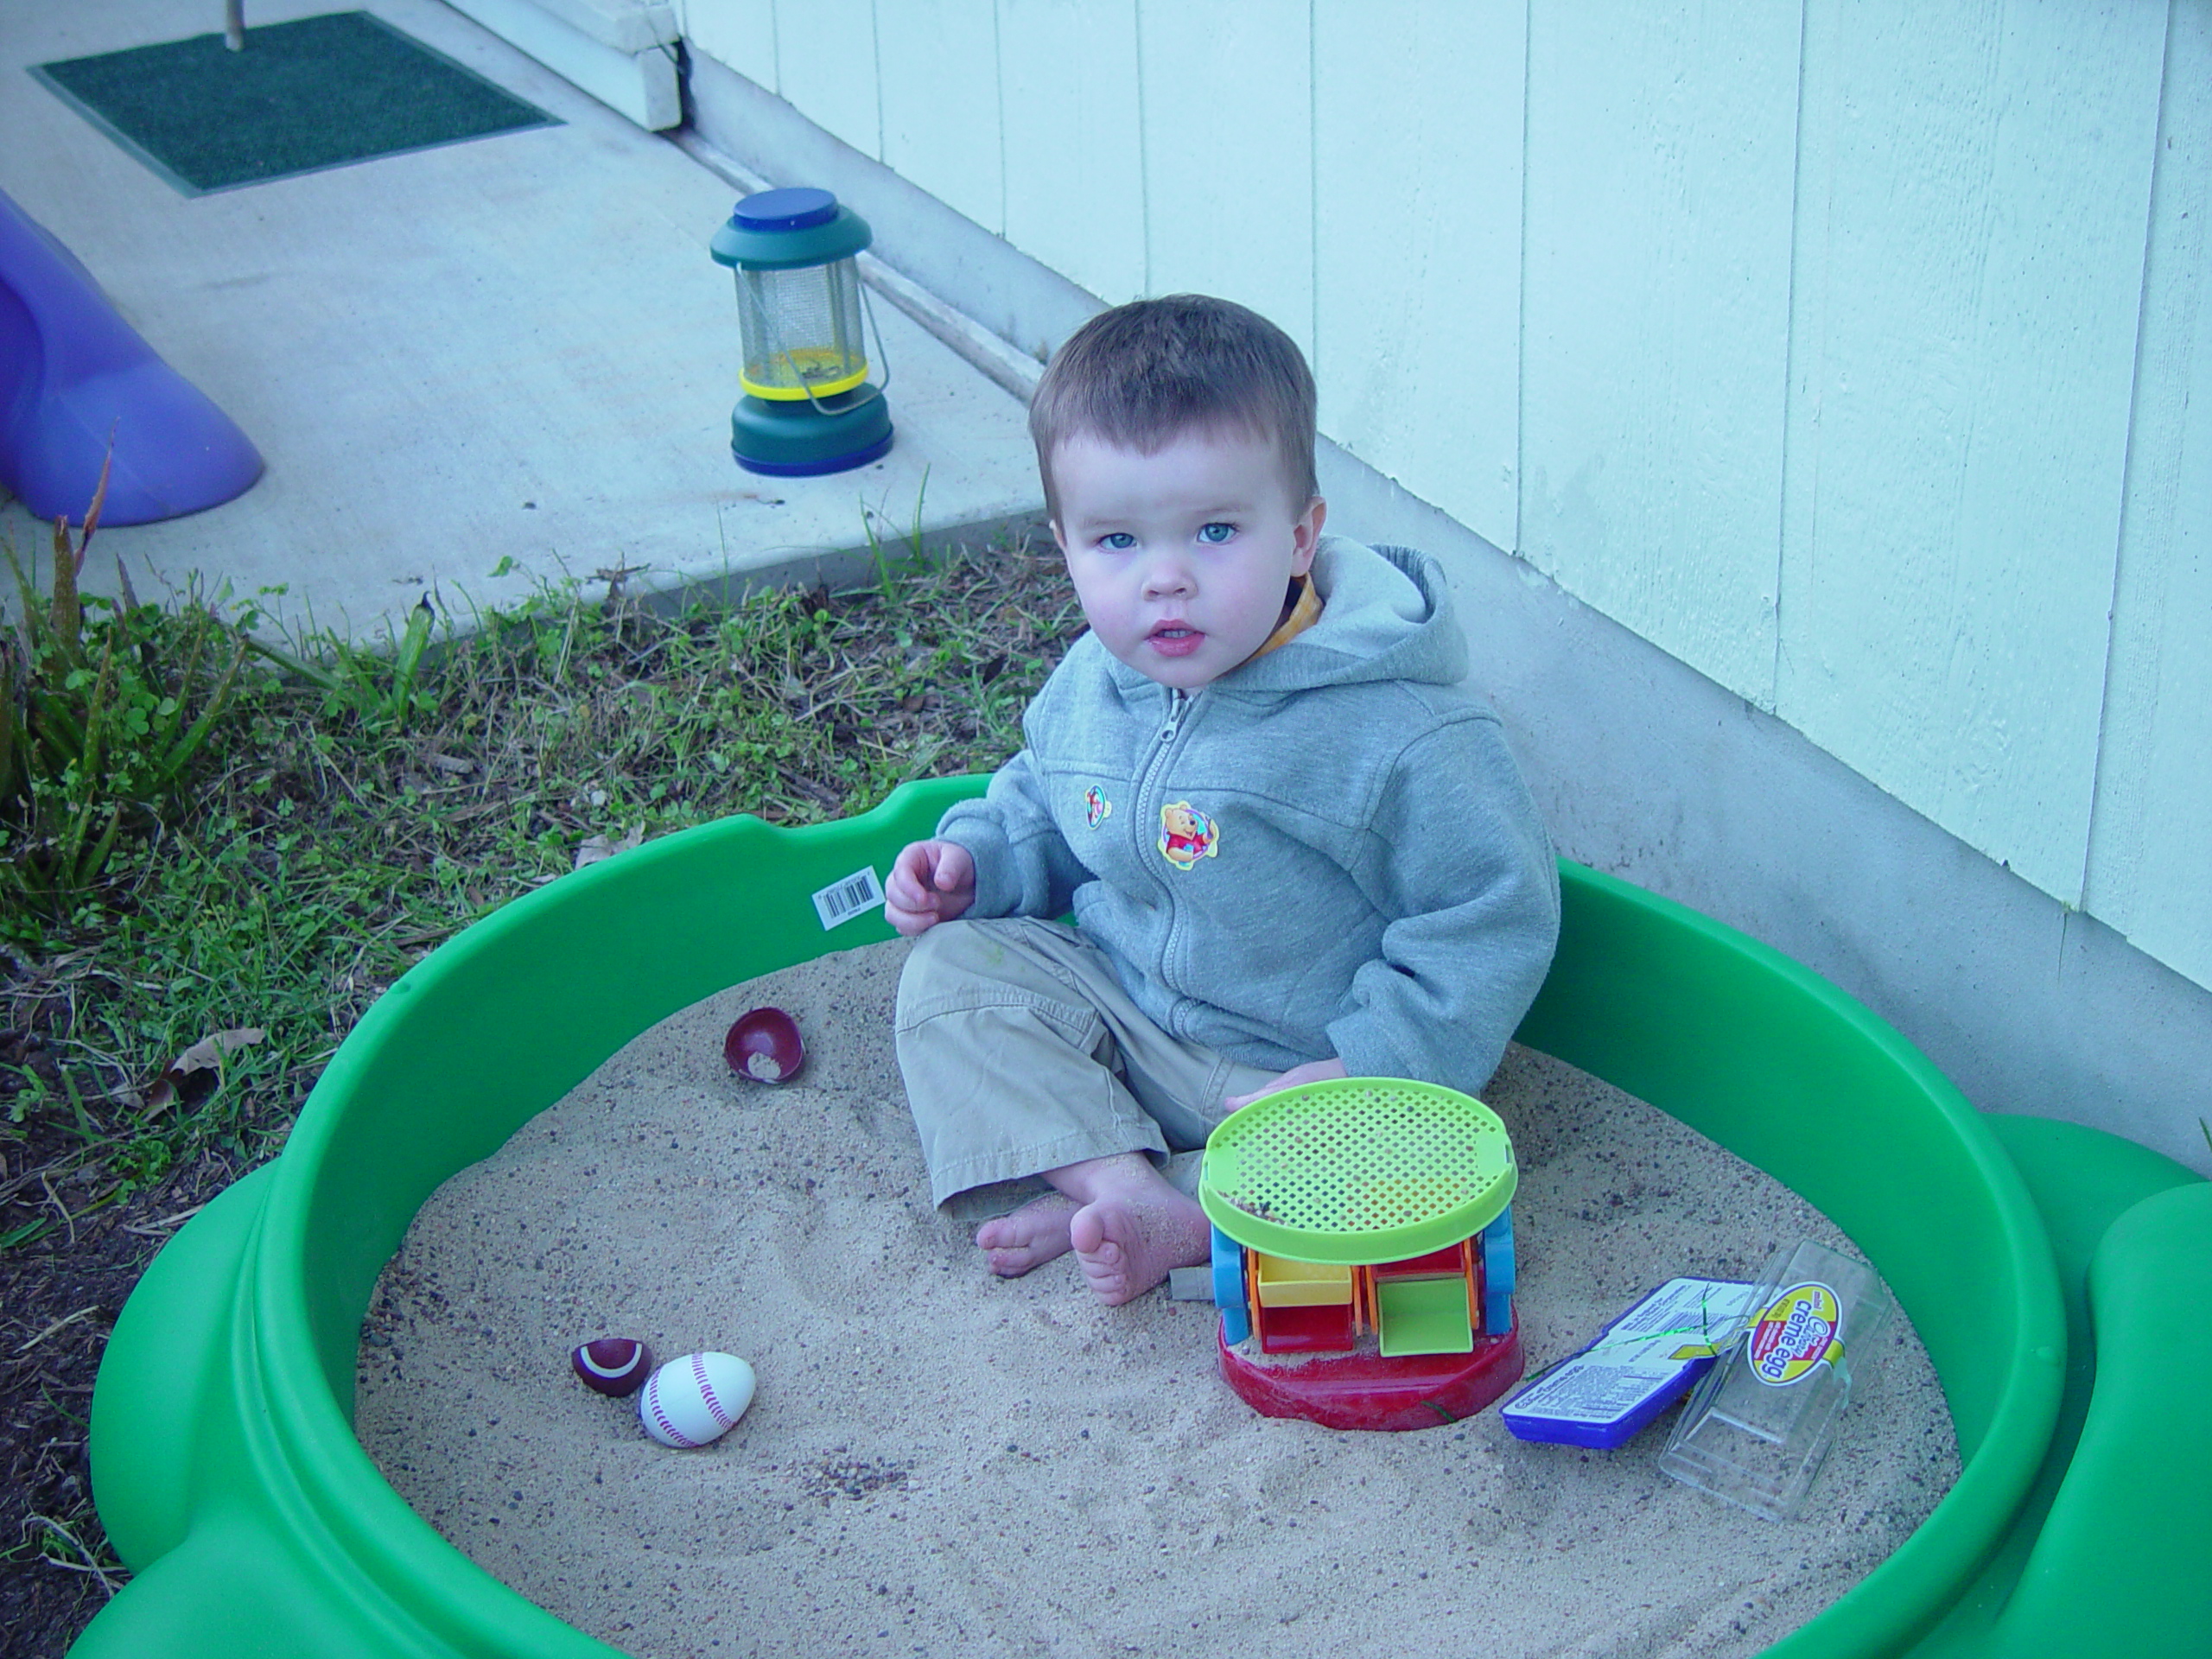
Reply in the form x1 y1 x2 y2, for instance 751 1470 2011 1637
354 938 1958 1659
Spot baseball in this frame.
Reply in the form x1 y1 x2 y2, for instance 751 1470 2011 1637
639 1351 757 1448
571 1337 653 1397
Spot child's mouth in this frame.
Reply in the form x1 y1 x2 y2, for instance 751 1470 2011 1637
1147 625 1203 658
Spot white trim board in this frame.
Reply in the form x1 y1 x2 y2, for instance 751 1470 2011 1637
442 0 679 130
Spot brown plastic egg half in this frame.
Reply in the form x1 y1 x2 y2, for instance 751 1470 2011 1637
724 1006 804 1083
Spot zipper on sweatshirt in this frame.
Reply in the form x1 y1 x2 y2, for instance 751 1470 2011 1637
1141 689 1190 792
1136 686 1195 1033
1157 688 1188 745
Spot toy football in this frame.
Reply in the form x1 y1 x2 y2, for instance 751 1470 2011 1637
570 1338 653 1397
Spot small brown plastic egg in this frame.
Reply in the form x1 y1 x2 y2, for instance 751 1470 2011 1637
724 1006 805 1083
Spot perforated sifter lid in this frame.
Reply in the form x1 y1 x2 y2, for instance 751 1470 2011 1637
1198 1077 1516 1265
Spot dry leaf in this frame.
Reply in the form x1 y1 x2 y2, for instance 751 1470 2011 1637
143 1027 266 1116
176 1027 265 1069
572 825 646 870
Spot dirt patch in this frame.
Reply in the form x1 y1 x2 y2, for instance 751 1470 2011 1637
0 1123 251 1659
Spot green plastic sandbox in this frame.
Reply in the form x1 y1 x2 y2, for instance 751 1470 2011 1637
78 776 2211 1657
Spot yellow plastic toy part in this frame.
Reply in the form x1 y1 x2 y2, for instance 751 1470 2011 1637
1252 1254 1355 1307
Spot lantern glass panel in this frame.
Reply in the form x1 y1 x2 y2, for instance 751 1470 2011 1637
734 260 868 399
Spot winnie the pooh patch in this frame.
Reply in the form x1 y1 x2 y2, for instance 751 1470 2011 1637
1158 800 1220 870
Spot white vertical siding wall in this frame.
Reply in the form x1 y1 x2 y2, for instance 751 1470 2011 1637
679 0 2212 995
1136 6 1315 361
1774 2 2166 905
768 0 880 155
999 0 1145 322
1313 1 1523 555
2083 2 2212 991
1520 2 1802 709
877 3 1005 238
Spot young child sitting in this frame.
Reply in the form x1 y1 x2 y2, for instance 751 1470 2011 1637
887 294 1560 1307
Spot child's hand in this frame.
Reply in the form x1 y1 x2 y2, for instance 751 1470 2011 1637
886 839 976 937
1224 1057 1348 1112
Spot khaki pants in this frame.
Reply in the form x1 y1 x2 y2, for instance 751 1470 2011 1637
894 917 1280 1211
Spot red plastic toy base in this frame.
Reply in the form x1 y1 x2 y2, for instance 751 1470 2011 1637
1217 1313 1524 1432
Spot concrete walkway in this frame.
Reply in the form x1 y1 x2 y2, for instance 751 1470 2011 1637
1 0 1046 643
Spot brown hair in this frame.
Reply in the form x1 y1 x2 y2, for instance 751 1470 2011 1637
1028 295 1319 520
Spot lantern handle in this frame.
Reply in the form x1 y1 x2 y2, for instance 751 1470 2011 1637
856 281 892 400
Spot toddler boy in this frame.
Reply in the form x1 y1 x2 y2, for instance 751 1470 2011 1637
887 295 1559 1307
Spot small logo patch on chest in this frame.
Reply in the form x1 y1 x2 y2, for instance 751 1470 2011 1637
1083 785 1113 829
1158 801 1220 870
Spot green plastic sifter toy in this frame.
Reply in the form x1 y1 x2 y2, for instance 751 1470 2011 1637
1198 1077 1525 1429
1199 1077 1516 1263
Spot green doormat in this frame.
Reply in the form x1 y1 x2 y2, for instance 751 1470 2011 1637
33 11 559 196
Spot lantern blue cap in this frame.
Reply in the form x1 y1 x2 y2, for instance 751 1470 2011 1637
731 188 839 232
711 188 872 270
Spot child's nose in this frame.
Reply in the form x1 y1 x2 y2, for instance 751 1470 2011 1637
1141 557 1194 600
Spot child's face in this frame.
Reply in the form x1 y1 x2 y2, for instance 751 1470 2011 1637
1049 426 1325 691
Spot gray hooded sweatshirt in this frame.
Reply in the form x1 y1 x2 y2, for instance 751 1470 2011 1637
938 535 1560 1095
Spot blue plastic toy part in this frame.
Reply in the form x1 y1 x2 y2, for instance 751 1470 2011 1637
1481 1207 1515 1333
1500 1276 1756 1450
730 187 839 232
1211 1225 1250 1345
0 186 262 525
731 423 893 477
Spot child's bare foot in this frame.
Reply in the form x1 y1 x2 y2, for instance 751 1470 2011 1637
974 1192 1077 1276
1066 1186 1211 1306
979 1154 1211 1305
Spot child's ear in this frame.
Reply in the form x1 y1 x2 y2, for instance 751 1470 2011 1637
1292 496 1327 574
1048 518 1069 557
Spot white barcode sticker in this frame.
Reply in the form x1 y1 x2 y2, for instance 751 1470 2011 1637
812 866 887 930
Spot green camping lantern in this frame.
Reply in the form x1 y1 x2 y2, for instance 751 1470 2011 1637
710 187 893 475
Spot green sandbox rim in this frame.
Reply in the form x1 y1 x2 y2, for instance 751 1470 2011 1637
77 775 2200 1657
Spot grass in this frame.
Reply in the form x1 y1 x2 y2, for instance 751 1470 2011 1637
0 527 1082 1642
2 530 1080 1206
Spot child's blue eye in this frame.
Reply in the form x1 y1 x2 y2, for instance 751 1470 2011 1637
1101 531 1136 550
1198 522 1236 544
